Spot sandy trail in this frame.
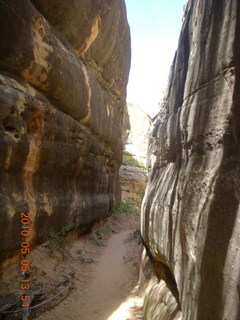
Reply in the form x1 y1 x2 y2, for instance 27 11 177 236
79 231 134 319
0 214 142 320
33 220 142 320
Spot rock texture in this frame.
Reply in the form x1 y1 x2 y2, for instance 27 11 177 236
142 1 240 319
0 0 130 266
139 249 182 320
124 104 152 165
120 104 150 208
119 165 147 208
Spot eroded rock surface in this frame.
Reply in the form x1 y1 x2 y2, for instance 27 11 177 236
124 104 152 164
0 0 130 266
142 1 240 319
120 104 150 208
119 165 147 208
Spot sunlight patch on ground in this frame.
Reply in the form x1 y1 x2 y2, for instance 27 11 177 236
107 295 143 320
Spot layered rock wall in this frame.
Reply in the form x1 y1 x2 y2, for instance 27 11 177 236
142 1 240 319
119 165 147 209
120 104 150 208
0 0 130 265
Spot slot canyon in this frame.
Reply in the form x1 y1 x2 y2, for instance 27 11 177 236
0 0 240 319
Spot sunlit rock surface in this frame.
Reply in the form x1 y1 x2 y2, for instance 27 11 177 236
120 104 150 207
124 104 152 165
142 0 240 319
119 165 147 209
0 0 130 265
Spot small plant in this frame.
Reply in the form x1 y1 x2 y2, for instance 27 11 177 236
96 225 110 235
47 224 73 250
113 200 133 216
61 224 72 235
123 152 147 170
76 249 86 258
92 238 105 247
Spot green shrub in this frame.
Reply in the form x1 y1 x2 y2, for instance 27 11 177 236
97 225 110 235
113 200 133 216
92 238 105 246
47 224 73 250
123 152 147 170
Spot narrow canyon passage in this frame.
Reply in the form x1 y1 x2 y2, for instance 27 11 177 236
79 231 141 320
32 214 143 320
2 0 240 319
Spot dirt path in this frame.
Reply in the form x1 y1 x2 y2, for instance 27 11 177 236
0 213 143 320
79 231 139 319
29 214 143 320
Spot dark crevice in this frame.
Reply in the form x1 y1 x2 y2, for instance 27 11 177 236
141 237 181 310
2 116 16 132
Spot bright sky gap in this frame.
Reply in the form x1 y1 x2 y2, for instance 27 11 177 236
125 0 185 117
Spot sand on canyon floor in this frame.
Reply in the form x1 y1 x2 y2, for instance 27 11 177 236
0 211 143 320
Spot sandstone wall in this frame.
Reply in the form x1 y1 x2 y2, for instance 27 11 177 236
120 104 150 209
124 103 152 165
0 0 130 265
142 1 240 319
119 165 147 209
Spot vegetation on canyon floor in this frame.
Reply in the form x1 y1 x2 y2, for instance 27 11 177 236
123 151 147 170
113 198 135 216
46 224 73 251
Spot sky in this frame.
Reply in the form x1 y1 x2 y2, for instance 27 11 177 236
125 0 185 117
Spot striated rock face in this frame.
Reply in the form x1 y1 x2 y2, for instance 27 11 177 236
142 1 240 319
0 0 130 265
